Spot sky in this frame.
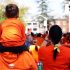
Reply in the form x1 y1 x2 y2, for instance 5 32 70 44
14 0 65 20
0 0 66 21
47 0 65 18
13 0 39 21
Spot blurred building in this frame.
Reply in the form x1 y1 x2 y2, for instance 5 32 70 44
26 0 70 34
25 21 39 34
25 15 48 34
48 19 68 33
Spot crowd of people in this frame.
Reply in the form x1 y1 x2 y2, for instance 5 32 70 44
0 3 70 70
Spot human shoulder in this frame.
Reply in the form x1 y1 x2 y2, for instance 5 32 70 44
16 19 25 28
39 45 52 50
16 19 25 24
60 45 70 54
38 46 47 54
20 51 37 65
61 45 70 49
21 51 34 59
38 45 53 56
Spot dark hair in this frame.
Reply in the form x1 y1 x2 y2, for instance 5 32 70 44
31 32 35 37
49 25 62 60
37 33 41 37
5 4 19 18
66 32 70 42
35 46 38 51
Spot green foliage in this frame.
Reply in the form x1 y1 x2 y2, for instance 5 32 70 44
19 7 28 20
0 5 6 23
0 0 28 23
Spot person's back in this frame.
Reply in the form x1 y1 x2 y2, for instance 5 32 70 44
0 51 37 70
0 4 26 47
38 25 70 70
0 18 26 47
38 45 70 70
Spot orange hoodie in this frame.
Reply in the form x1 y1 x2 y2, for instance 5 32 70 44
0 51 37 70
0 18 26 47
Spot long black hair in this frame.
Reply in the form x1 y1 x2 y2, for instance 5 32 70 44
49 25 62 60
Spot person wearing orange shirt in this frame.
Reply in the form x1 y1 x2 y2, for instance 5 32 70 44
62 33 70 48
29 39 40 63
0 4 37 70
36 33 44 46
38 25 70 70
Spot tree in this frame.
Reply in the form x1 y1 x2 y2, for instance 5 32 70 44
0 5 6 23
19 7 28 20
37 0 48 17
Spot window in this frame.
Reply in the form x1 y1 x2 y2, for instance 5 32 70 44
33 28 37 31
33 23 37 25
27 23 31 25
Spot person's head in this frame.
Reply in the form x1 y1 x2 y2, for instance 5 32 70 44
37 33 42 37
32 39 37 45
66 32 70 42
49 25 62 60
49 25 62 45
5 4 19 18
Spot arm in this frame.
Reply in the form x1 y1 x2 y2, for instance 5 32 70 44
19 21 26 42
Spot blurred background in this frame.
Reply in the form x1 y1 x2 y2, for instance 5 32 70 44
0 0 69 34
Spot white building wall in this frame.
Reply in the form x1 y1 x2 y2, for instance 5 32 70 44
26 21 39 34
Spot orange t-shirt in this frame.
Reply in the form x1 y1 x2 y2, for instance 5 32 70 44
38 45 70 70
0 18 26 47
